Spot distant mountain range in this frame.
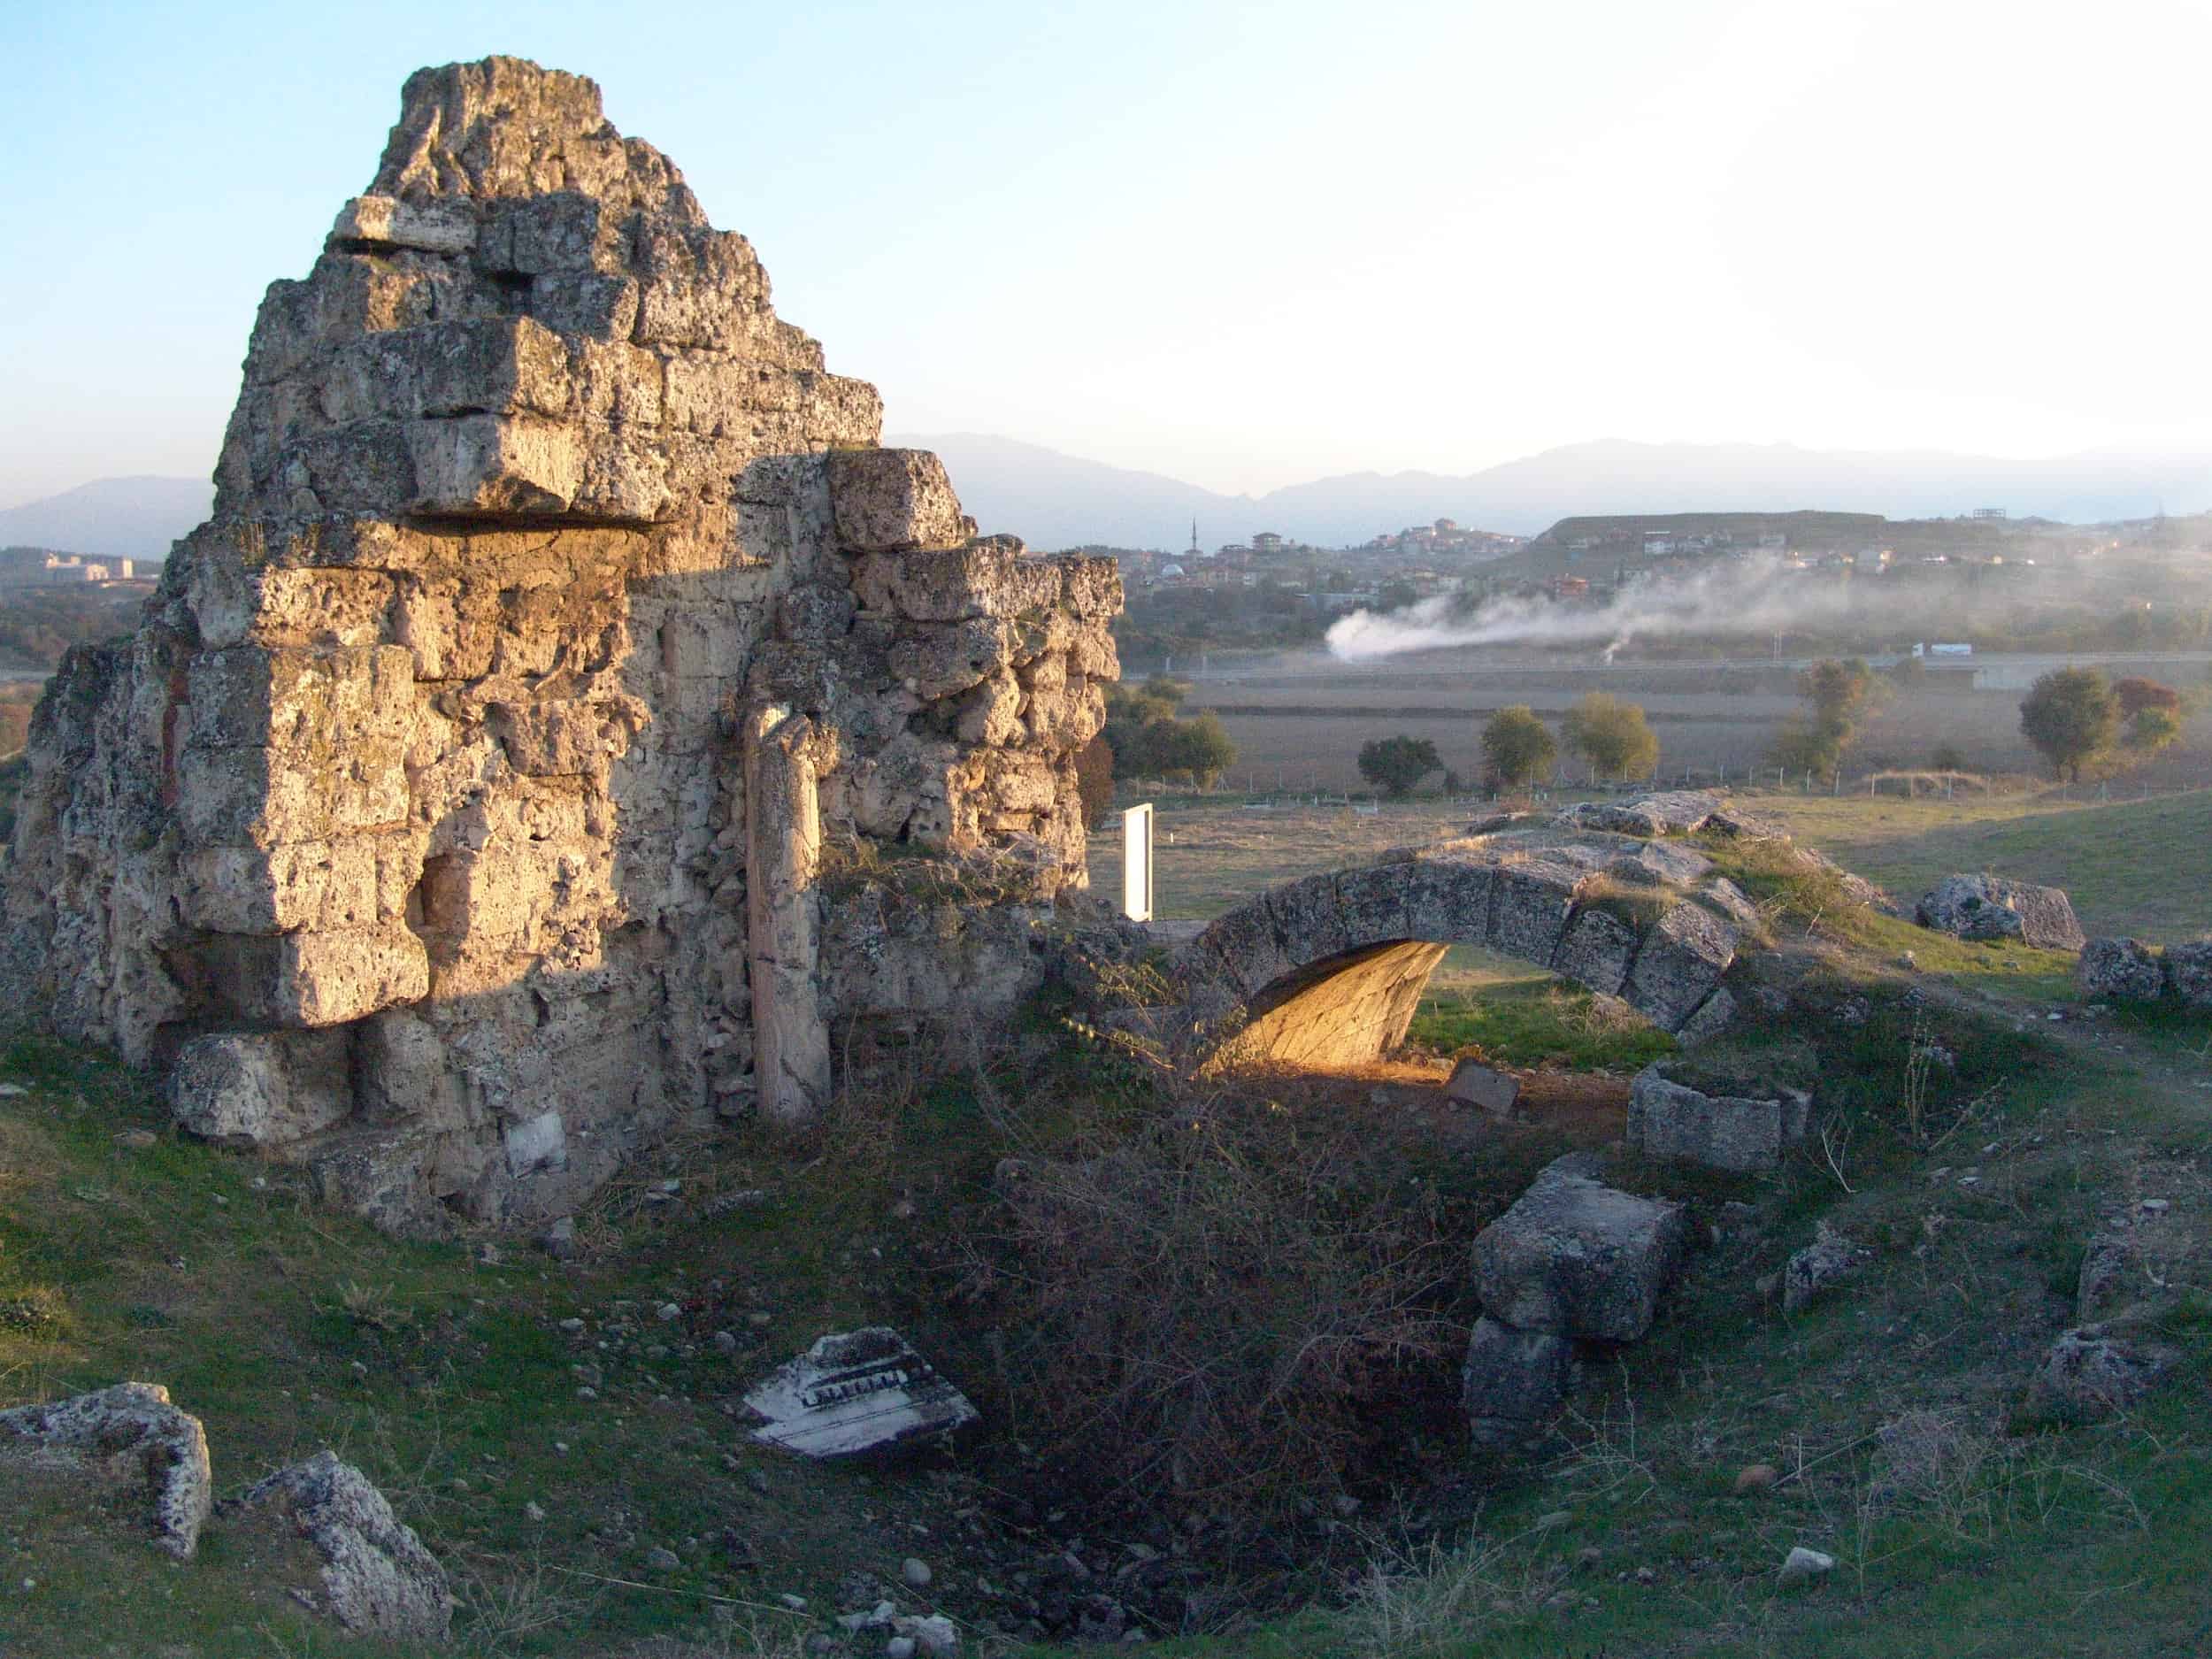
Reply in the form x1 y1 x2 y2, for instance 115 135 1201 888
893 434 2212 549
0 475 211 562
7 437 2209 560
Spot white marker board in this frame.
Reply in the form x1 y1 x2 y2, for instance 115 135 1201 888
1122 802 1154 923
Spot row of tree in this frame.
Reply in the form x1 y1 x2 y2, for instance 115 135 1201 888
1356 692 1663 795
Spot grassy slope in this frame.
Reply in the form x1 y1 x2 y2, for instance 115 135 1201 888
1747 787 2212 941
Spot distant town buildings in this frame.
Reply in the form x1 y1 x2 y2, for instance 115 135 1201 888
0 549 140 588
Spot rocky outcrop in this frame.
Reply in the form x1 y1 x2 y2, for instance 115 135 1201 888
1916 875 2084 949
0 59 1118 1232
224 1451 452 1640
0 1382 212 1558
2018 1328 2178 1426
1628 1062 1810 1174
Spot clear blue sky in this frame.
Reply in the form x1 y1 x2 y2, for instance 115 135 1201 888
5 0 2209 504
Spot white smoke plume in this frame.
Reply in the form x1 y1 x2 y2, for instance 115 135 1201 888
1325 557 1988 663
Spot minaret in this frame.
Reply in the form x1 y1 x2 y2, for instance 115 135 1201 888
1189 517 1200 557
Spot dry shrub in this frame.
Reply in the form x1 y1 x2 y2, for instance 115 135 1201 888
971 1076 1457 1516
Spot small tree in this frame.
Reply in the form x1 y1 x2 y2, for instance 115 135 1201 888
1480 705 1556 790
1160 712 1236 790
1357 734 1443 798
1561 692 1660 781
2125 704 2182 756
2019 667 2117 782
2114 676 2180 718
1929 741 1969 772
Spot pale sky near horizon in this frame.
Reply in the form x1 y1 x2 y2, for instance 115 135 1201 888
4 0 2209 506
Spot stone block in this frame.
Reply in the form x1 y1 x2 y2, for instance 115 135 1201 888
2077 937 2165 1002
407 413 582 517
1400 856 1493 945
330 193 477 256
2164 940 2212 1010
200 926 431 1028
1627 1064 1808 1173
1674 986 1739 1046
826 449 967 553
178 833 422 934
1445 1058 1520 1117
851 543 1063 623
168 1029 354 1151
1623 901 1736 1031
1488 861 1583 964
1461 1316 1577 1431
1553 905 1639 997
187 645 414 754
1471 1156 1686 1341
1916 873 2084 950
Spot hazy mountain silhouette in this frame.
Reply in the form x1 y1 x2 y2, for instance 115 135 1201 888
896 434 2212 548
12 439 2209 560
0 475 210 561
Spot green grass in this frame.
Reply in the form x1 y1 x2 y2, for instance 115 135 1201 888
1408 956 1678 1072
1748 787 2212 941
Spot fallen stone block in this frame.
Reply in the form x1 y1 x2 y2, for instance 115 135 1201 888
2077 937 2166 1002
1916 874 2084 949
2018 1328 2177 1425
1782 1222 1863 1315
1471 1156 1686 1341
1444 1058 1520 1118
746 1327 978 1457
0 1382 211 1559
224 1450 453 1641
1628 1064 1809 1174
1461 1316 1578 1439
1622 901 1736 1032
2164 940 2212 1010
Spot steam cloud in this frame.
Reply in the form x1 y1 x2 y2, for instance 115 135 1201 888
1325 556 1993 663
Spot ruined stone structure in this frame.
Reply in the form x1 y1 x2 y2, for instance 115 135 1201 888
1 58 1118 1232
1172 795 1782 1071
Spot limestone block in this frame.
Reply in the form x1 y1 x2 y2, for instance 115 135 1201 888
826 448 966 552
1623 901 1737 1031
488 698 627 775
1471 1156 1686 1341
1553 906 1639 997
477 189 606 275
1489 861 1583 964
889 617 1015 701
178 833 424 935
187 645 414 753
356 1010 471 1125
2077 937 2165 1002
168 1029 354 1151
178 739 413 849
955 672 1025 746
1056 556 1125 619
851 543 1062 623
407 413 582 516
1461 1316 1577 1432
1407 858 1495 947
1675 986 1739 1046
503 1110 566 1174
0 1384 212 1560
1916 873 2084 950
1445 1058 1521 1117
2165 941 2212 1010
1626 1064 1809 1173
225 1452 453 1642
330 192 477 256
201 926 430 1028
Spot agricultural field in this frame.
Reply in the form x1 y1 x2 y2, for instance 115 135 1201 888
1165 645 2212 796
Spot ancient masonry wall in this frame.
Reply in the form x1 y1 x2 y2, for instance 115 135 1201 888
0 58 1118 1233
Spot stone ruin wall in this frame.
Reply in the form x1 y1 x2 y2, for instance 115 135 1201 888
0 58 1119 1234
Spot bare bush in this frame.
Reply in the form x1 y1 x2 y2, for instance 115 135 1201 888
967 1075 1457 1516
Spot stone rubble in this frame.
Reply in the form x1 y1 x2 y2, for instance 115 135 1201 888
0 58 1118 1233
1443 1057 1521 1117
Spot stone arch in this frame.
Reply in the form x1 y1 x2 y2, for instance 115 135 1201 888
1171 829 1755 1071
